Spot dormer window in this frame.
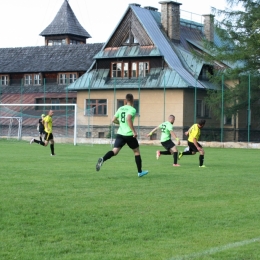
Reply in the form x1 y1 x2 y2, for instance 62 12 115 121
58 73 77 85
132 62 149 77
70 40 82 45
138 62 149 77
199 65 213 81
24 74 42 86
47 39 66 46
111 62 129 78
34 74 42 85
1 75 9 86
111 61 149 78
24 74 32 85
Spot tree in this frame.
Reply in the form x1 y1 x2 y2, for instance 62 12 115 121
204 0 260 129
211 0 260 74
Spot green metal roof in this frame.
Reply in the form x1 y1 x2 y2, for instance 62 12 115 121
94 46 162 59
68 68 196 91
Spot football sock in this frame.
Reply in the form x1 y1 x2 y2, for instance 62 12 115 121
160 151 171 155
50 144 54 155
135 155 142 173
40 136 42 142
173 152 178 164
103 151 114 162
199 155 204 166
33 139 45 146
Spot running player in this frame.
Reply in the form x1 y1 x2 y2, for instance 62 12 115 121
147 115 180 166
178 119 206 167
95 93 148 177
30 110 55 156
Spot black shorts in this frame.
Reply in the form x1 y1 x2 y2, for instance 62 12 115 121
39 128 45 135
188 141 202 152
114 134 139 149
44 132 54 141
161 139 175 151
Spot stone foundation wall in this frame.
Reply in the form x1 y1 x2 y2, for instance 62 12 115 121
20 136 260 149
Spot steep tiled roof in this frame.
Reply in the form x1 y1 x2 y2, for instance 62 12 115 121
0 44 103 73
129 5 206 89
40 0 91 38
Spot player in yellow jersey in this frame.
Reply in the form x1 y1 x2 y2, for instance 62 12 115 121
178 119 206 167
30 110 55 156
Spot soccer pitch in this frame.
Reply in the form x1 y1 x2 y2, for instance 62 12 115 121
1 139 260 260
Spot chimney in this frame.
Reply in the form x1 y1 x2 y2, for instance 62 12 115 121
203 14 215 42
159 1 182 42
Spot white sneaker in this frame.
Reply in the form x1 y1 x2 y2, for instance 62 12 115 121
30 138 34 144
51 154 56 156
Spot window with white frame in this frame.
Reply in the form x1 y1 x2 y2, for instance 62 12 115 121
34 74 42 85
131 62 137 77
111 61 150 78
47 39 66 46
24 74 42 85
196 100 210 118
138 62 149 77
1 75 9 86
59 73 77 85
24 74 32 85
123 63 129 78
69 73 77 83
59 74 67 85
132 61 149 78
112 62 122 78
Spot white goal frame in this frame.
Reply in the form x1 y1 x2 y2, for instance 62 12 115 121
0 116 23 140
0 104 78 145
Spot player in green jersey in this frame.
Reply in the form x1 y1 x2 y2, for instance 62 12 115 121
178 119 206 167
30 110 55 156
147 115 181 166
96 93 148 177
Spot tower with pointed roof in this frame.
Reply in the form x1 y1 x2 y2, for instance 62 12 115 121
40 0 91 46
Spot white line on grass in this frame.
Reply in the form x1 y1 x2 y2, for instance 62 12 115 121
169 237 260 260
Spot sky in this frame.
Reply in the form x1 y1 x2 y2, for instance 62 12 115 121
0 0 232 48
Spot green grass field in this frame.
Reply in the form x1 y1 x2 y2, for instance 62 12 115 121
1 139 260 260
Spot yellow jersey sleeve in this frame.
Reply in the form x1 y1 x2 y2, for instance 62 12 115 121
188 124 200 142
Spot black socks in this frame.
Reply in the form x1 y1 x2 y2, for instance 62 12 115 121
50 144 54 155
135 155 142 173
199 155 204 166
103 151 115 162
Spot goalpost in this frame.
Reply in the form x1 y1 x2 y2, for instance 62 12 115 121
0 104 78 145
0 116 23 140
